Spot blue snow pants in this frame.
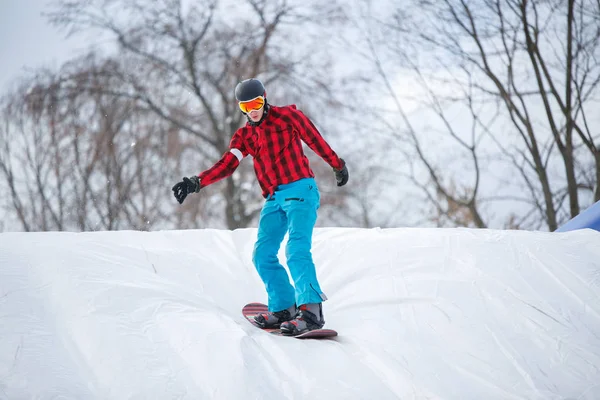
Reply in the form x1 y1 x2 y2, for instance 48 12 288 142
252 177 327 312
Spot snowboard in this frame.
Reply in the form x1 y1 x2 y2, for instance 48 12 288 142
242 302 338 339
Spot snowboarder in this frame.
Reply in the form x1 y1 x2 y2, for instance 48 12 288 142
172 78 348 335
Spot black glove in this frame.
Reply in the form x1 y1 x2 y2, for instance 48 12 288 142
172 176 201 204
334 159 349 187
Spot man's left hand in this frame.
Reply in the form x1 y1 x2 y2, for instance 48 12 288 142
334 159 349 187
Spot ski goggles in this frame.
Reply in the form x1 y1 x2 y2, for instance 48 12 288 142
238 96 265 113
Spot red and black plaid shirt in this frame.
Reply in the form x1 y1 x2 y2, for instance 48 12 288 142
198 105 344 197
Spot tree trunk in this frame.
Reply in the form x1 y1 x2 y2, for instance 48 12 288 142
564 0 579 218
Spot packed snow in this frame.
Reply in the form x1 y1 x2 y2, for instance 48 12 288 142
1 227 600 399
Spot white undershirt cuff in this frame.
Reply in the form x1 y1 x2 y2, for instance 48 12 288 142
230 148 243 161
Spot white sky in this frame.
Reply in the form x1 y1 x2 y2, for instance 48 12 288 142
0 1 592 232
0 0 87 91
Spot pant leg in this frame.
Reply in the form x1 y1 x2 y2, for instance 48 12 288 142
252 199 296 312
279 181 327 306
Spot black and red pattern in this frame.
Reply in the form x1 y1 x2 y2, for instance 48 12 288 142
198 105 344 197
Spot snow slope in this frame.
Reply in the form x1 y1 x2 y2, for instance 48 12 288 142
1 227 600 400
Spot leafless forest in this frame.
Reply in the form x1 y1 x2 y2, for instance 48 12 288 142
1 0 599 232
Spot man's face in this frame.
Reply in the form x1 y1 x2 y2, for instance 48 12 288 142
238 96 265 122
247 107 264 122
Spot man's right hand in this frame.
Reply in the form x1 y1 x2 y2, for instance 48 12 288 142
172 176 201 204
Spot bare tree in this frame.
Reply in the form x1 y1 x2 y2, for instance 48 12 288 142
347 0 600 230
337 2 490 229
0 56 182 231
44 0 348 230
0 0 353 232
405 0 600 230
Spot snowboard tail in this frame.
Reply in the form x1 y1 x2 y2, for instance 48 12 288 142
242 302 338 339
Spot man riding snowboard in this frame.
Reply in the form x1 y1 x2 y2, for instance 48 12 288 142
172 78 349 335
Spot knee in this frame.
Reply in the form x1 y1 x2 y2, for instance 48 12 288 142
252 244 264 267
253 240 277 267
285 237 311 262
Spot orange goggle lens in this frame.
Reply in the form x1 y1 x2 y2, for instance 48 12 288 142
238 96 265 113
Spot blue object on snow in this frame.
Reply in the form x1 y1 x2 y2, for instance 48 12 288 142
556 200 600 232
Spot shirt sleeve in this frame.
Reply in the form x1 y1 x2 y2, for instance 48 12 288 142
198 129 248 188
293 108 344 170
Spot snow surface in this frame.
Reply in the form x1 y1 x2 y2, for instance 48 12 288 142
1 227 600 400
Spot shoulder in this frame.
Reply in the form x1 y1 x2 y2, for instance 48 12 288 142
269 104 307 122
269 104 300 115
232 125 252 139
237 123 254 134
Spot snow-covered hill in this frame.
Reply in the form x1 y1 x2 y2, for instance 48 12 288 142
1 227 599 399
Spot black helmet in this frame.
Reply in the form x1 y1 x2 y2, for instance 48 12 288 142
235 78 266 102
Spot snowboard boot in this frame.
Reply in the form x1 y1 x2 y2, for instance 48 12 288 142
280 303 325 335
254 304 296 329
